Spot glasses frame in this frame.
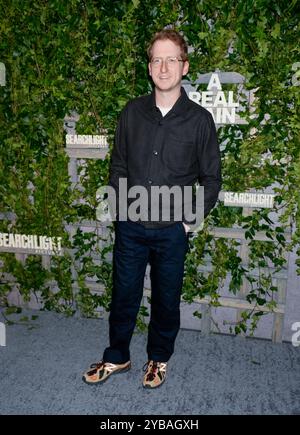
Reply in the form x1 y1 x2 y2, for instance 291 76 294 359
150 56 185 67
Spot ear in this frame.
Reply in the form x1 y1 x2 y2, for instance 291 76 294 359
148 63 152 76
182 60 189 76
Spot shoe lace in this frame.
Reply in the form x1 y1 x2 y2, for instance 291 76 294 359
90 360 105 369
143 360 165 382
87 360 105 376
90 360 127 374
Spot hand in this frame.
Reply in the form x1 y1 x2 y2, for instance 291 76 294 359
182 222 190 234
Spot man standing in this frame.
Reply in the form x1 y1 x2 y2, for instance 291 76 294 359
83 29 222 388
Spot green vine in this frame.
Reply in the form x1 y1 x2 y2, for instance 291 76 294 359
0 1 299 336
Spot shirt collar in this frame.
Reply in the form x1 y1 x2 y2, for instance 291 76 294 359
145 86 190 118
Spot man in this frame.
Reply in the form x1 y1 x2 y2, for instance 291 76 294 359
82 29 222 389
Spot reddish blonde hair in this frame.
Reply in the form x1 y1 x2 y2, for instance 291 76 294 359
147 29 188 62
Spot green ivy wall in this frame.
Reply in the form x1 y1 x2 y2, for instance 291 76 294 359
0 0 299 334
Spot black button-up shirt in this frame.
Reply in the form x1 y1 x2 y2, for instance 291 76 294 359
109 87 222 228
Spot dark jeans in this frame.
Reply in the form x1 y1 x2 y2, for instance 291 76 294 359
102 220 189 364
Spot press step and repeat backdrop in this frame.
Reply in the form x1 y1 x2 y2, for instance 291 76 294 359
0 1 299 344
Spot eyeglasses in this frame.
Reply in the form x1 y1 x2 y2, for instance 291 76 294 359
150 56 185 67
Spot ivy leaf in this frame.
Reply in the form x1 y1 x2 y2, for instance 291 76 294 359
271 23 281 39
20 316 29 322
254 311 265 317
132 0 140 8
193 310 202 319
5 306 22 315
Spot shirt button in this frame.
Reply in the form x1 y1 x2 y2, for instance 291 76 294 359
148 179 153 184
153 150 158 155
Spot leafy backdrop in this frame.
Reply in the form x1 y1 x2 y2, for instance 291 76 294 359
0 0 299 335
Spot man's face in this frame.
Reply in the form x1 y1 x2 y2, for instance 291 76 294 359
148 39 189 93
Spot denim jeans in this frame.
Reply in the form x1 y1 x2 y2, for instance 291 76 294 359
102 220 189 364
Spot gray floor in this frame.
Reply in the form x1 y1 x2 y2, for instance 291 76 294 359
0 309 299 415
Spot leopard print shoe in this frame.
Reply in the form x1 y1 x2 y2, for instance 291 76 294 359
82 360 131 384
142 360 167 389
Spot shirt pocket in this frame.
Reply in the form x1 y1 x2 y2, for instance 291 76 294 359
162 136 196 175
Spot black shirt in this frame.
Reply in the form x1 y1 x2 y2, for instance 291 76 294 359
109 87 222 229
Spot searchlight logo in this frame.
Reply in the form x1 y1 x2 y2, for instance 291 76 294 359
0 322 6 347
66 134 109 148
0 233 62 255
224 191 275 208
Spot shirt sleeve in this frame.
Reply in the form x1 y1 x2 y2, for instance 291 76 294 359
108 105 129 218
197 113 222 218
182 112 222 228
